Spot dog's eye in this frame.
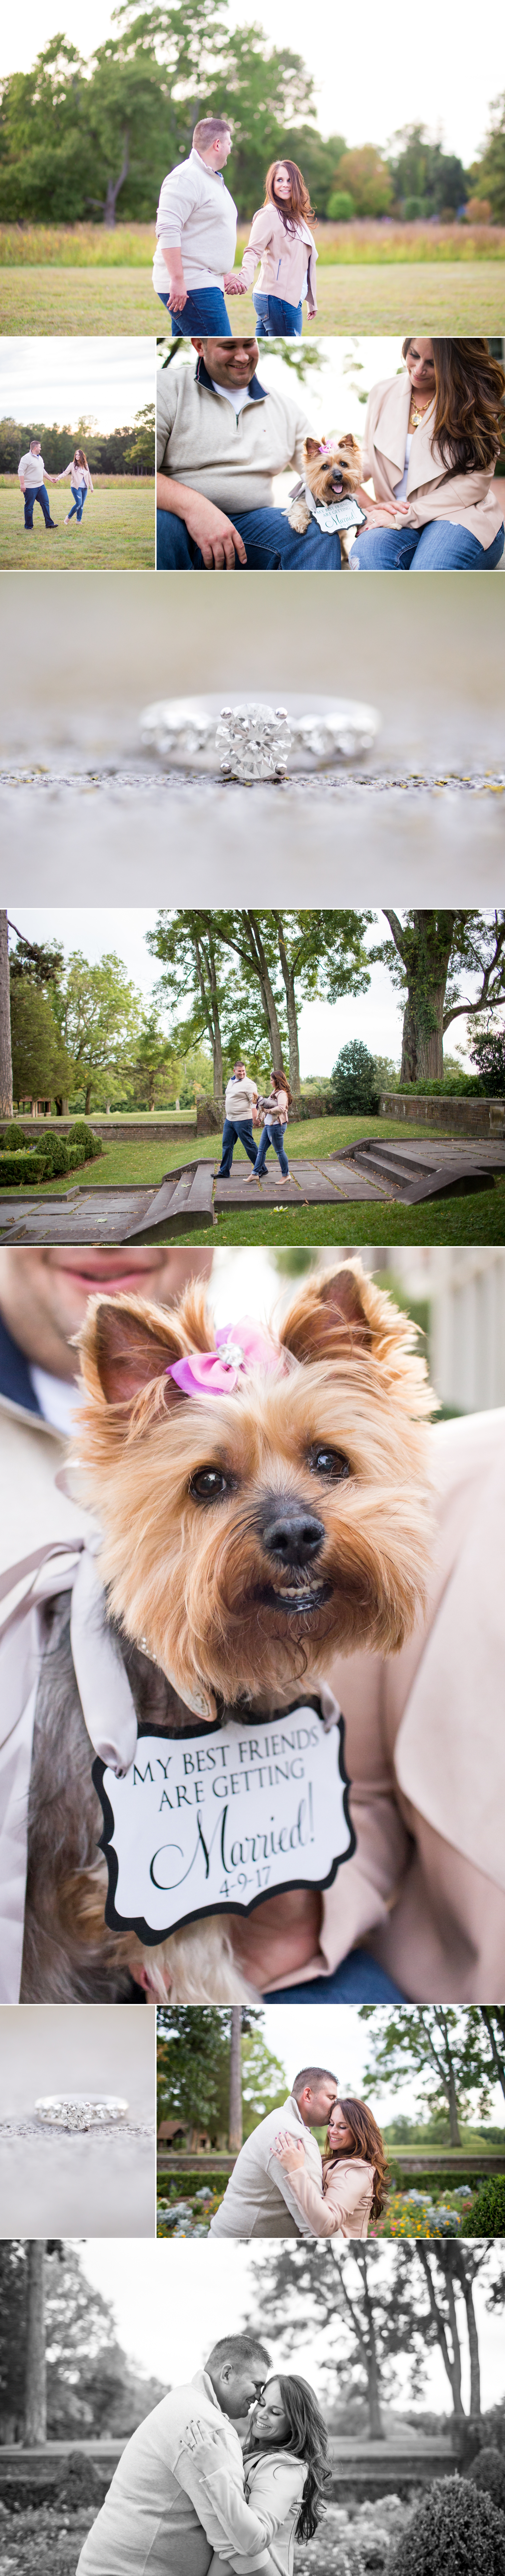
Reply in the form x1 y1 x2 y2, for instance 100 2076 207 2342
190 1467 230 1503
308 1447 350 1481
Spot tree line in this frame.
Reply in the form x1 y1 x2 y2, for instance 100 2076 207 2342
249 2238 505 2442
157 2003 505 2155
0 407 154 476
0 2241 164 2446
0 908 504 1121
0 3 502 228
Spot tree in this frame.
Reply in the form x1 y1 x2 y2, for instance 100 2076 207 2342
229 2008 243 2154
24 2243 46 2444
10 979 72 1110
330 145 393 217
374 911 505 1083
392 2474 505 2576
156 2006 284 2148
123 403 155 473
197 909 372 1098
387 125 471 216
472 93 505 223
126 1012 183 1111
468 1022 505 1096
53 949 141 1112
248 2242 422 2437
359 2006 500 2147
147 914 230 1104
330 1038 380 1116
411 2244 489 2420
0 913 12 1116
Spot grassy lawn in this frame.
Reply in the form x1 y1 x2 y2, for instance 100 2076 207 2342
23 1113 505 1247
0 476 154 568
1 217 504 332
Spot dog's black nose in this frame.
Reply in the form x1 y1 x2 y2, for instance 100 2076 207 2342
262 1503 325 1566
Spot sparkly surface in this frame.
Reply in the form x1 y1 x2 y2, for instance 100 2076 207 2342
35 2098 127 2131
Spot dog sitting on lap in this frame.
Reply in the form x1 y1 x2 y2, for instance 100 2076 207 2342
287 434 367 548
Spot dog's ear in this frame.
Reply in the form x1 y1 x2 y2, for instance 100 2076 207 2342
279 1264 373 1365
340 434 357 452
305 436 322 459
85 1297 189 1410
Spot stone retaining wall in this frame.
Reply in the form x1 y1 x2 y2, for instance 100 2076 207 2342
379 1091 505 1138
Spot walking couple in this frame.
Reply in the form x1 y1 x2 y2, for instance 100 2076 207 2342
219 1063 292 1186
18 437 93 531
153 117 317 337
77 2332 329 2576
210 2064 388 2240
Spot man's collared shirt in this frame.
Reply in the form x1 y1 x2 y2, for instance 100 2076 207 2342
210 2094 323 2238
157 358 308 515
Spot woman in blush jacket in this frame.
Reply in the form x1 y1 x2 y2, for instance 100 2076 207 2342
273 2097 388 2239
239 161 317 336
348 337 505 569
55 445 94 526
206 2376 330 2576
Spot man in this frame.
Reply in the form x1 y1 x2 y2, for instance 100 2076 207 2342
156 339 343 569
210 2066 338 2237
218 1062 258 1179
0 1246 213 1582
18 437 58 531
153 115 246 337
77 2333 278 2576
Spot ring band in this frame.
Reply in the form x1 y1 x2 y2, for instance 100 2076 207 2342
35 2095 128 2131
140 693 380 778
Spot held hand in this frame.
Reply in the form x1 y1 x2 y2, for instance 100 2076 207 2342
274 2130 306 2172
224 272 247 293
183 493 247 568
230 1886 322 1985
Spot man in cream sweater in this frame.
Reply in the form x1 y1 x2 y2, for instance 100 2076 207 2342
18 437 58 531
153 114 246 336
218 1064 259 1178
77 2336 280 2576
210 2067 338 2238
156 340 343 569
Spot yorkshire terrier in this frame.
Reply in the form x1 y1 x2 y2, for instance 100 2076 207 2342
287 434 366 541
20 1264 433 2006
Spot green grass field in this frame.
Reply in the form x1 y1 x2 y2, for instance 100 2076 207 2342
26 1113 505 1248
0 476 154 568
1 215 504 332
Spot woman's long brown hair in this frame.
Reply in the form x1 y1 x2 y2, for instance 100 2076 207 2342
324 2096 389 2223
402 338 505 475
73 447 88 468
264 160 315 233
244 2375 330 2542
271 1068 293 1106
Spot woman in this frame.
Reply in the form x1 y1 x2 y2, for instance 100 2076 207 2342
207 2375 330 2576
249 1070 292 1184
239 161 317 336
273 2097 388 2239
348 337 505 568
55 445 94 526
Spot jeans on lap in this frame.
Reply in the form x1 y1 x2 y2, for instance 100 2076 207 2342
156 505 341 570
349 517 505 570
268 1950 406 2001
157 286 232 336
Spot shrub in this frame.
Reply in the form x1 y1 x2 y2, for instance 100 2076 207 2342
53 2447 105 2509
67 1121 103 1160
326 190 356 219
0 1151 47 1185
461 2173 505 2234
468 1025 505 1096
330 1039 380 1116
0 1120 29 1150
38 1132 70 1176
402 195 427 218
390 2473 505 2574
468 2449 505 2514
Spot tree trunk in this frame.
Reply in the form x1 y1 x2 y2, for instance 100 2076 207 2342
272 916 301 1097
480 2008 505 2106
242 916 284 1066
417 2247 465 2416
55 1096 70 1118
229 2009 243 2153
84 1083 92 1115
361 2267 384 2439
460 2271 481 2419
24 2242 47 2445
102 138 130 228
399 994 417 1085
447 2057 461 2148
416 983 446 1082
0 912 13 1117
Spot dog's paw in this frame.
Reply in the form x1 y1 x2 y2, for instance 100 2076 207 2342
287 505 309 534
131 1921 259 2004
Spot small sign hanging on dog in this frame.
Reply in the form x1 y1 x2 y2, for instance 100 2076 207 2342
93 1699 355 1944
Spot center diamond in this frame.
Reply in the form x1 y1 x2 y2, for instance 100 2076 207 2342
216 703 291 783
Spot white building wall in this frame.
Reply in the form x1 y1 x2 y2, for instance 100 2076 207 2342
377 1249 505 1412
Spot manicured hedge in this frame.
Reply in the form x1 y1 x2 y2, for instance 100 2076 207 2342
67 1121 103 1161
0 1121 30 1152
462 2174 505 2235
0 1153 47 1185
391 2474 505 2574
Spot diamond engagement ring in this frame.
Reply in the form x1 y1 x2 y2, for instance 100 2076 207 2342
35 2095 128 2131
140 692 380 778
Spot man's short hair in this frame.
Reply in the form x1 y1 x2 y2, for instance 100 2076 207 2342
193 116 231 150
292 2066 338 2097
29 437 41 447
207 2333 271 2372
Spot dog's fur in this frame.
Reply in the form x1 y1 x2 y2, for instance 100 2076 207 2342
288 434 363 535
20 1263 434 2004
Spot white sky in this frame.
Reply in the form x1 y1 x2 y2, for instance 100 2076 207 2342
78 2236 505 2417
0 339 155 437
10 907 482 1073
0 0 502 167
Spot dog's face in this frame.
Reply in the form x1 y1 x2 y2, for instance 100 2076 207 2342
74 1266 433 1714
303 434 362 504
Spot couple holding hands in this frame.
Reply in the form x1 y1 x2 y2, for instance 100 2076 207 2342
153 118 316 338
218 1064 293 1186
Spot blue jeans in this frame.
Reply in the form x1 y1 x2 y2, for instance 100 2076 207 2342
218 1118 257 1177
349 517 505 570
157 286 232 337
156 506 341 570
268 1948 405 2002
253 292 303 337
23 483 53 527
67 484 88 522
254 1122 289 1178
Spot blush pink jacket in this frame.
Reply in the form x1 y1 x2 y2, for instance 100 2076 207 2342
284 2153 375 2240
265 1409 505 2004
361 371 504 548
240 208 317 312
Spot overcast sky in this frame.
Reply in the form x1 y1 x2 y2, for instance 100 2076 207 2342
0 0 502 167
0 339 155 437
10 906 482 1073
78 2236 505 2416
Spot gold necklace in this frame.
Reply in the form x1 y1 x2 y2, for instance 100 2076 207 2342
409 395 432 428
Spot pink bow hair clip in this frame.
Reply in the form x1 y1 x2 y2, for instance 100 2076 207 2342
166 1319 279 1399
